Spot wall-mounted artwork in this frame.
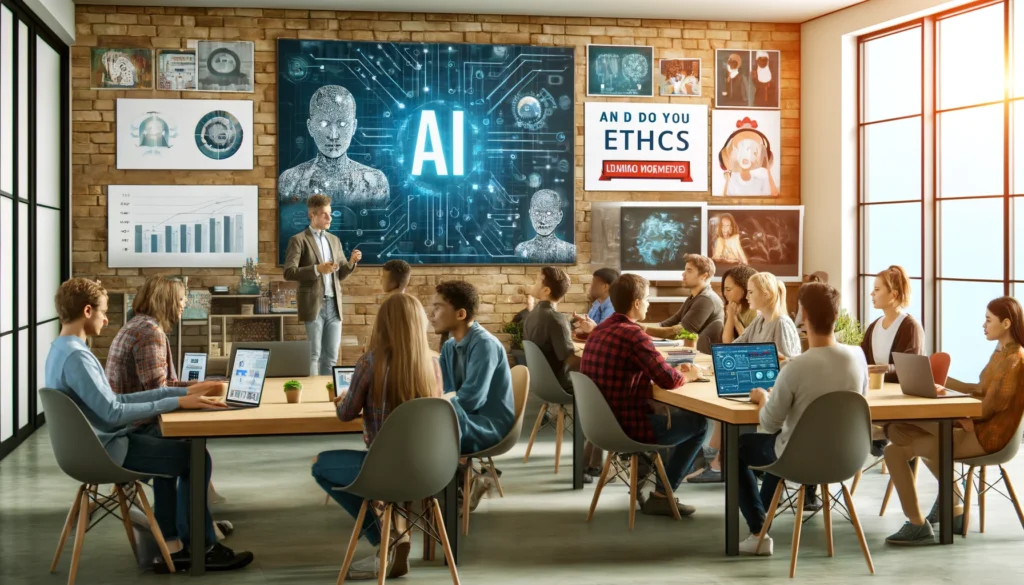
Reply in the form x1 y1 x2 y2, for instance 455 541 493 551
157 49 196 91
707 206 803 281
90 48 153 90
711 110 781 197
715 49 781 109
584 102 709 192
658 58 701 96
277 39 575 265
107 185 259 268
587 45 654 97
619 203 707 280
191 40 255 93
116 98 254 170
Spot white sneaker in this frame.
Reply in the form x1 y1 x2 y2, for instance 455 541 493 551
739 533 773 556
347 549 395 580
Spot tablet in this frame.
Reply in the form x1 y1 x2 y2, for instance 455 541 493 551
333 366 355 394
181 353 208 382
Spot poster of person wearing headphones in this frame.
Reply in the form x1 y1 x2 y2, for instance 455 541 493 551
711 110 781 197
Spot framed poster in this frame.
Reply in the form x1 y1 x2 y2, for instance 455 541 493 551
277 39 575 266
584 102 709 192
658 58 701 96
157 49 196 90
711 110 781 197
587 44 654 97
116 98 254 170
107 185 259 268
619 202 707 280
707 206 803 281
193 41 255 93
90 48 153 90
715 49 781 109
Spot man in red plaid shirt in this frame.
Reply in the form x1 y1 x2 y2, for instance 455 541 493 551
580 273 709 516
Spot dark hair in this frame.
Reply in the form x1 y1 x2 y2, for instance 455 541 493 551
307 193 331 210
435 281 479 321
876 265 911 309
722 264 757 312
987 297 1024 347
610 274 649 314
592 267 619 287
540 266 571 301
382 259 412 291
685 254 716 280
798 282 841 335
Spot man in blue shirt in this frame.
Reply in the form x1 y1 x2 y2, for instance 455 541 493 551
573 268 619 335
43 278 253 574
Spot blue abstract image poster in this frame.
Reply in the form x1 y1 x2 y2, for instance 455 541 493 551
277 39 576 265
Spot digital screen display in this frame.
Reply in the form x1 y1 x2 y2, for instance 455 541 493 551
712 343 780 396
181 353 208 383
333 367 355 394
226 348 270 405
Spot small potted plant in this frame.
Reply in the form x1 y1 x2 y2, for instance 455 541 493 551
675 328 699 348
283 379 303 404
326 381 336 401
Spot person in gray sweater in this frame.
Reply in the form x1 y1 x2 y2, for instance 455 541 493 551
644 255 724 339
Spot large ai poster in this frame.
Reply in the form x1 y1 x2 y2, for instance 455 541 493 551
276 39 576 265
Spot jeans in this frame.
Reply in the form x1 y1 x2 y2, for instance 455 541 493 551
120 429 216 548
305 300 342 376
649 407 709 492
312 449 381 547
738 432 781 535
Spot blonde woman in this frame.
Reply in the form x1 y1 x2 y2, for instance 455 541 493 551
313 293 442 581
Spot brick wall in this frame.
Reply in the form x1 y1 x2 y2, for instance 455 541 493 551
70 6 801 359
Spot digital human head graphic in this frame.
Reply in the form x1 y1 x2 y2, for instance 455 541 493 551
529 189 563 237
307 85 357 158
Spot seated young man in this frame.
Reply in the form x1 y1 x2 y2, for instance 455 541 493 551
381 259 411 294
580 274 708 516
644 254 724 340
43 278 254 573
737 282 867 556
572 267 619 335
522 266 579 392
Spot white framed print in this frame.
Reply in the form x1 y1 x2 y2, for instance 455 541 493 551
707 205 803 281
618 202 708 281
711 110 781 197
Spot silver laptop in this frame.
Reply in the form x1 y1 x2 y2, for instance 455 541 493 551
892 353 967 399
231 341 310 377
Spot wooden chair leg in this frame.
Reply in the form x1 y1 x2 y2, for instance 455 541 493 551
789 486 806 578
50 485 85 573
850 470 863 495
653 453 681 520
431 499 462 585
757 481 785 555
1000 466 1024 530
377 504 392 585
587 451 614 522
628 455 639 532
134 483 175 573
114 486 138 560
842 484 875 574
554 407 565 474
962 465 975 538
337 500 369 585
522 404 548 463
67 487 91 585
486 457 504 498
821 484 834 557
461 462 473 536
880 460 888 474
979 466 987 534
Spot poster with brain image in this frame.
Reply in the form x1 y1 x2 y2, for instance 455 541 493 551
619 203 707 280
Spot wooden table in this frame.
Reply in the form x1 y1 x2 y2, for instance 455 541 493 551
653 380 982 555
160 376 461 575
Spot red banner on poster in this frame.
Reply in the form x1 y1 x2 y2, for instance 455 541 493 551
598 160 693 182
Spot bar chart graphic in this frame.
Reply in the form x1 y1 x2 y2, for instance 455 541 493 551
107 185 258 268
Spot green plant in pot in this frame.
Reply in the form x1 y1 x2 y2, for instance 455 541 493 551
500 321 523 351
675 328 698 348
326 381 336 401
283 379 303 404
834 309 864 346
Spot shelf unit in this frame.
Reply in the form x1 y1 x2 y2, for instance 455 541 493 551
206 294 287 375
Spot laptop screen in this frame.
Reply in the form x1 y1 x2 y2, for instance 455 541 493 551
333 366 355 394
226 348 270 406
181 353 208 382
711 343 781 396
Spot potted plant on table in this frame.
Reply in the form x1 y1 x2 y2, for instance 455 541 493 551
675 328 699 348
283 380 303 404
326 381 336 401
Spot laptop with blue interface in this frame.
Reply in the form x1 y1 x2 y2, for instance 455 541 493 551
710 343 781 402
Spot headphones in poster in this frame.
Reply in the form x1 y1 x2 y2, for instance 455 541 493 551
717 117 774 170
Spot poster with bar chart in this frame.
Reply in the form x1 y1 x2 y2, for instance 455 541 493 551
107 185 258 268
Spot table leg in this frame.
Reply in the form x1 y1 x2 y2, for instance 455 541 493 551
724 422 740 556
573 396 584 490
190 437 207 575
442 475 459 566
938 420 954 545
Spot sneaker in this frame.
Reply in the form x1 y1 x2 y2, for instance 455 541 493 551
214 520 233 540
885 521 936 546
583 473 594 485
469 476 493 512
347 548 395 580
739 533 773 556
153 543 254 574
924 500 964 533
870 439 887 459
152 547 191 574
803 493 823 513
687 466 722 484
388 537 411 579
640 492 696 517
585 466 612 484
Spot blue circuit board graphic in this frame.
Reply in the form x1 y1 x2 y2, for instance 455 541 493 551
276 39 576 265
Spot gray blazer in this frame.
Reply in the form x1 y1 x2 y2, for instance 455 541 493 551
282 228 355 323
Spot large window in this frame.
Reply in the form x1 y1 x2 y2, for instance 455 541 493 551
0 0 69 460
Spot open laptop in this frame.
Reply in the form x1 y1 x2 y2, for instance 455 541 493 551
332 366 355 396
231 341 311 378
180 353 208 382
209 348 271 410
893 352 967 399
711 342 780 402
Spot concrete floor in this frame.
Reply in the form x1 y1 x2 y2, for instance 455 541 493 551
3 406 1024 585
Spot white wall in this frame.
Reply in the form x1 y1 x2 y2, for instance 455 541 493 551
800 0 968 310
21 0 74 44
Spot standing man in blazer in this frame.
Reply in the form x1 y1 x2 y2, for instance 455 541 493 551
283 194 362 375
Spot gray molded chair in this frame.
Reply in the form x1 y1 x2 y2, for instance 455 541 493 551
960 413 1024 537
461 365 530 534
38 389 176 585
697 320 724 355
751 391 874 578
333 397 461 585
521 341 574 473
570 372 682 531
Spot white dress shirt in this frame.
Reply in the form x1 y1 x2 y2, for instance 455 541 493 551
310 227 334 298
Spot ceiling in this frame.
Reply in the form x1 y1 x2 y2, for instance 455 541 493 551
83 0 867 23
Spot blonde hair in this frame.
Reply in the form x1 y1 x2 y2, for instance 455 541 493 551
748 272 787 321
55 278 107 323
132 276 186 332
369 293 438 408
